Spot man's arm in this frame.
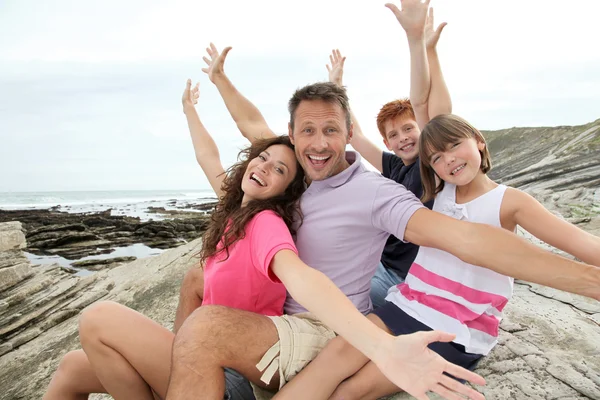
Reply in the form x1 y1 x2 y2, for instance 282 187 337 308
270 249 485 400
202 43 276 143
424 7 451 119
387 1 431 130
327 49 384 172
182 79 225 198
404 208 600 301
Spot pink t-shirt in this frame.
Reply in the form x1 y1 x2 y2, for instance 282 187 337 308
202 210 296 316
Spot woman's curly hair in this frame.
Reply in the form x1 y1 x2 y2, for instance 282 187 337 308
198 135 305 266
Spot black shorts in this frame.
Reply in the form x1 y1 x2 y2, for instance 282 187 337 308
372 301 482 373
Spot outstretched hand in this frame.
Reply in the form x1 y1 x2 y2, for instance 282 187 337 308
385 0 430 40
202 43 232 83
182 79 199 112
374 331 486 400
424 7 447 50
326 49 346 87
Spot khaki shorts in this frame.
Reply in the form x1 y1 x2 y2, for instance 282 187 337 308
251 312 336 400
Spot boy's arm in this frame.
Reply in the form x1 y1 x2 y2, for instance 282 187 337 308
270 249 485 400
202 43 276 143
182 80 226 199
425 8 451 119
327 50 384 172
387 1 430 131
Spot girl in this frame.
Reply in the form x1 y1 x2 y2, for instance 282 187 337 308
273 113 600 400
43 81 483 400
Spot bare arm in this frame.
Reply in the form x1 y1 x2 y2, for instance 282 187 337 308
270 249 485 400
505 188 600 267
202 43 276 143
424 8 451 118
327 49 384 172
182 80 225 198
386 2 431 130
404 208 600 300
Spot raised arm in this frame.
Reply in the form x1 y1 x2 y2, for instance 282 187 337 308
504 188 600 267
202 43 276 143
182 79 226 198
270 250 485 400
327 49 384 172
386 0 431 130
404 208 600 301
424 7 451 118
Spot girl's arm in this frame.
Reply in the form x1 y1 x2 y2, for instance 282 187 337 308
182 80 226 199
425 7 451 119
202 43 276 143
503 188 600 267
270 249 485 400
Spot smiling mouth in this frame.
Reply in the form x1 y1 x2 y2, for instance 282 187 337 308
250 173 266 186
399 143 415 152
307 154 331 167
451 164 466 175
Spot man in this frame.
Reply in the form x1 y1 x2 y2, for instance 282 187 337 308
165 2 600 400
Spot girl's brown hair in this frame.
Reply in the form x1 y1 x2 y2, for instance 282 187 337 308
198 136 305 266
419 114 492 203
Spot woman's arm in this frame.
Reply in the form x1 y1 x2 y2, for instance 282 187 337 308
270 249 485 400
182 79 225 198
202 43 276 143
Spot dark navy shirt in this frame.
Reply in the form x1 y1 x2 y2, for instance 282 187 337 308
380 152 433 279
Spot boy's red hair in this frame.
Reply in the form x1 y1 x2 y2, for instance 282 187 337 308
376 99 416 140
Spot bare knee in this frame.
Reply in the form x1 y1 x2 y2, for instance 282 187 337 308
51 350 89 391
78 300 121 346
181 267 204 297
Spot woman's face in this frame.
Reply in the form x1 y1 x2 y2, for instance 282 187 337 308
241 144 299 204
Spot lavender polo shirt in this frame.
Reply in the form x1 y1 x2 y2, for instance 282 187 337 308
284 152 425 315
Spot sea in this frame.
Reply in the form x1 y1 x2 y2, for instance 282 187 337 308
0 189 218 271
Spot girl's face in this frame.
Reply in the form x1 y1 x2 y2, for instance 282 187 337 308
427 137 486 186
241 144 298 204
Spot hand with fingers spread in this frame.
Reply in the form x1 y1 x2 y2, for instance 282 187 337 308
182 79 200 113
425 7 447 51
326 49 346 87
201 42 232 84
374 331 486 400
385 0 430 40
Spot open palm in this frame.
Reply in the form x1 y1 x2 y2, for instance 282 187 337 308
424 7 447 50
326 49 346 87
201 42 232 83
376 331 486 400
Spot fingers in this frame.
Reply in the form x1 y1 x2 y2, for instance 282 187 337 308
431 383 466 400
440 375 485 400
221 46 232 61
385 3 401 17
423 330 457 345
445 363 486 387
436 22 447 38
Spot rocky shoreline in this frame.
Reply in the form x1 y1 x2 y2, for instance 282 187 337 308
0 201 216 271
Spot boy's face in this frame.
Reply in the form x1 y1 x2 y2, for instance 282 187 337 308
382 115 421 166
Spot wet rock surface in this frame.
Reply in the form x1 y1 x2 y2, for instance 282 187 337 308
0 205 215 261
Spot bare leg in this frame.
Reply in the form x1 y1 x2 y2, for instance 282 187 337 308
329 360 400 400
79 301 175 400
174 267 204 333
166 305 279 400
43 349 106 400
274 314 388 400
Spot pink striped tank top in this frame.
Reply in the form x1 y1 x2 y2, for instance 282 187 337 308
386 183 513 355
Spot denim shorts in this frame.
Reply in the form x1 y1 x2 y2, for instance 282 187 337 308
224 368 255 400
372 301 482 373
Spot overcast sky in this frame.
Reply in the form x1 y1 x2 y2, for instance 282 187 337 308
1 0 599 192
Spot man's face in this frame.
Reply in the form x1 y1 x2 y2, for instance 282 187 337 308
383 115 421 165
289 100 352 181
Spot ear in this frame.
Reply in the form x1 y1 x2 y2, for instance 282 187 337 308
288 123 295 144
346 123 353 144
477 141 486 151
383 138 392 151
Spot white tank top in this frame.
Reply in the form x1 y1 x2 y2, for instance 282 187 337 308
386 183 513 355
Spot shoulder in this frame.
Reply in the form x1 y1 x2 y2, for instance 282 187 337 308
382 151 405 178
248 210 286 229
